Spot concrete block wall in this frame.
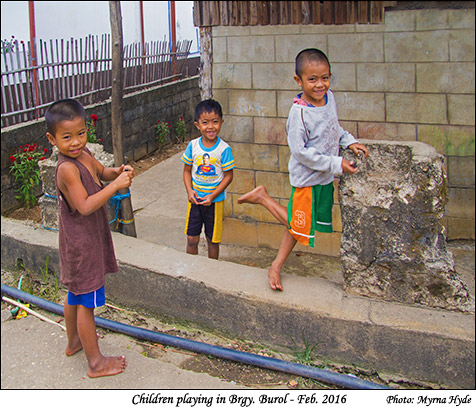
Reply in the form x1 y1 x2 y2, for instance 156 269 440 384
213 7 475 255
1 76 201 212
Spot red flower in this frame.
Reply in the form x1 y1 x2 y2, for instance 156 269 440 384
10 156 16 163
29 146 35 151
23 148 27 152
40 156 46 161
43 148 49 153
90 114 98 126
19 145 23 149
99 138 103 142
25 144 29 147
180 116 184 120
27 156 33 160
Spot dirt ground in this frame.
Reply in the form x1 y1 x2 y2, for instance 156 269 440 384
1 143 434 389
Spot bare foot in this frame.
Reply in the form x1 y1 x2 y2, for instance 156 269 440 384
65 333 101 357
237 185 267 205
88 355 127 378
268 265 283 291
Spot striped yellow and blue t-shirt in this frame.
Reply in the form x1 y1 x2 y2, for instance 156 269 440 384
181 136 235 202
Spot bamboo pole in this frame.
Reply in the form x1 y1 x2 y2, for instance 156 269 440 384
109 0 136 237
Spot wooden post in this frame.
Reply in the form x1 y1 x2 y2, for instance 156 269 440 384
198 26 212 100
109 1 137 237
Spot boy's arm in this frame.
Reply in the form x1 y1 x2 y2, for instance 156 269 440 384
183 164 200 205
57 161 132 216
199 170 233 206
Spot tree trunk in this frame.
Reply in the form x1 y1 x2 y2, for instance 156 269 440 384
109 1 136 237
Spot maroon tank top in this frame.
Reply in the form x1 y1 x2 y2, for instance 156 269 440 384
56 147 118 294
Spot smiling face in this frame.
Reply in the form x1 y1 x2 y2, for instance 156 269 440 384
294 60 331 107
46 116 87 159
194 110 223 147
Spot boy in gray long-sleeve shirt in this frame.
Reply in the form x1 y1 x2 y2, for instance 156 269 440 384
238 48 368 291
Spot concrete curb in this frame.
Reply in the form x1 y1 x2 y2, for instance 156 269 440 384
1 217 474 388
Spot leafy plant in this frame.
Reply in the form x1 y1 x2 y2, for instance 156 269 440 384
155 120 170 146
86 114 102 143
9 143 48 207
38 255 59 300
175 116 187 143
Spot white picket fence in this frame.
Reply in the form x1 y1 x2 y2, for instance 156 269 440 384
1 34 192 127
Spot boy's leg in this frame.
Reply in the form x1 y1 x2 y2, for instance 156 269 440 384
76 305 127 378
238 185 288 226
268 229 297 291
206 238 219 259
186 235 200 255
64 296 82 356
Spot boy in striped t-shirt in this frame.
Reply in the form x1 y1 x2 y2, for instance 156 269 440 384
181 99 235 259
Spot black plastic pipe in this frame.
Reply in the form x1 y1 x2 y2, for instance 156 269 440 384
2 283 390 389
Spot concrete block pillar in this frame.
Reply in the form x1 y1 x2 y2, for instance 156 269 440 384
339 140 474 312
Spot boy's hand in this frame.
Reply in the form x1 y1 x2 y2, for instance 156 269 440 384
120 164 135 178
342 159 358 174
348 143 369 158
197 195 212 206
115 168 133 190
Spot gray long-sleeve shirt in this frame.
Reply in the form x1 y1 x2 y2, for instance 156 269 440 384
286 90 357 188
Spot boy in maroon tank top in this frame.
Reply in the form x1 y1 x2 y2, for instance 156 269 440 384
45 99 134 378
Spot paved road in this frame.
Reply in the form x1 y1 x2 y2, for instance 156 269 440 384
1 306 241 390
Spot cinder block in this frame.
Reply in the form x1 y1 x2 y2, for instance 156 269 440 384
213 37 227 63
450 30 475 62
254 117 287 145
223 195 233 217
358 122 416 141
252 63 296 90
445 216 475 240
278 146 290 173
227 169 256 194
213 26 250 38
447 156 475 187
212 89 229 115
328 33 384 63
446 187 475 219
385 31 449 62
256 171 292 198
275 34 328 62
448 9 475 29
384 10 416 32
222 217 258 246
256 222 287 249
417 63 475 94
334 91 385 122
213 64 252 89
250 25 298 36
357 63 415 92
227 36 275 63
277 91 299 118
418 125 475 156
448 94 476 126
228 90 277 117
416 9 449 31
233 196 280 224
230 143 279 172
331 63 356 91
386 93 447 124
295 232 341 257
333 205 342 233
301 24 355 34
222 116 253 143
339 121 358 137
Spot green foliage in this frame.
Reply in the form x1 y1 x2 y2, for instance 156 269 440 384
38 255 59 300
175 116 187 142
155 120 170 146
86 114 102 143
9 143 49 208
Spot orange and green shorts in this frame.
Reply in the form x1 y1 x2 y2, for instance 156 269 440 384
287 182 334 248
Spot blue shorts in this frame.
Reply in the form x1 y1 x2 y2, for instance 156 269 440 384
68 286 105 308
184 201 224 243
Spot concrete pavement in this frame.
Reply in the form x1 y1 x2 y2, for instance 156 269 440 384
1 151 475 389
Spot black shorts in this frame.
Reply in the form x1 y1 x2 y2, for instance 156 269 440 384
184 201 224 243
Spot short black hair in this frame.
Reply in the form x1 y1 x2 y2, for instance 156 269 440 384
194 99 223 122
295 48 331 78
45 99 86 136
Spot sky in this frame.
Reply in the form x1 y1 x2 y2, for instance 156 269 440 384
1 1 198 53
